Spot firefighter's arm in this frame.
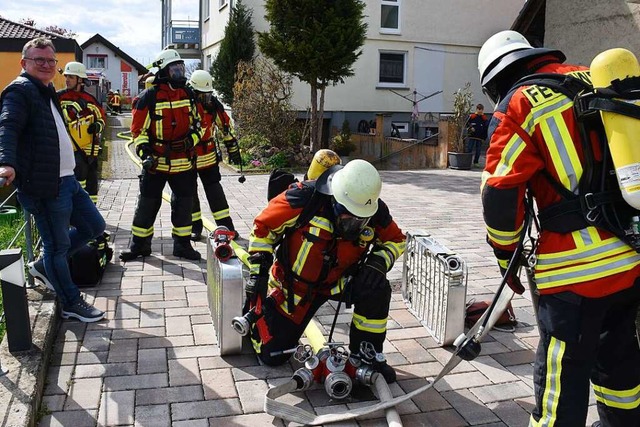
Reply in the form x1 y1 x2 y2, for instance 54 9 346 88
130 95 152 157
248 183 310 254
482 105 543 293
187 102 206 147
370 200 406 270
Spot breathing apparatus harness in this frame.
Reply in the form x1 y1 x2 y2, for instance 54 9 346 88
508 73 640 251
141 83 202 172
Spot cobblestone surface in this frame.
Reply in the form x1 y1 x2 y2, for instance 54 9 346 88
36 120 601 426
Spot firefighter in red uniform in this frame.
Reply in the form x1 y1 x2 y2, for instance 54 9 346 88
247 160 405 382
120 49 204 261
180 70 241 241
57 62 106 205
478 30 640 427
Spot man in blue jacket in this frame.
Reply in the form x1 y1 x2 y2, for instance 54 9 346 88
0 37 106 322
466 103 489 167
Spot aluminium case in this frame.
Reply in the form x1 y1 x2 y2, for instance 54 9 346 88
206 235 245 355
401 231 467 346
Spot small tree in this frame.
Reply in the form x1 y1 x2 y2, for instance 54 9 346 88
259 0 367 153
233 58 298 150
210 0 256 106
449 82 474 152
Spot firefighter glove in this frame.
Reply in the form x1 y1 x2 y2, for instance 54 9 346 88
136 143 153 160
87 122 100 134
354 254 388 291
225 139 242 165
246 252 273 304
494 248 525 295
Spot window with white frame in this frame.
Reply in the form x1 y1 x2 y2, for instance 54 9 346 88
381 0 400 33
206 55 212 71
87 54 107 69
204 0 210 20
219 0 228 9
379 51 406 86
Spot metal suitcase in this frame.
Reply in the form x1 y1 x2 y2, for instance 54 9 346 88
206 236 246 355
401 231 468 346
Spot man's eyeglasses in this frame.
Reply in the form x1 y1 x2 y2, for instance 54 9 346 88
24 57 58 67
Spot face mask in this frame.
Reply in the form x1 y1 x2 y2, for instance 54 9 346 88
333 203 370 241
167 62 186 86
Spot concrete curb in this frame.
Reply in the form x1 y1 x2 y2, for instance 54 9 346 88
0 288 59 427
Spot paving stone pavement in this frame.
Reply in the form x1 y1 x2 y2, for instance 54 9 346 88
37 126 601 426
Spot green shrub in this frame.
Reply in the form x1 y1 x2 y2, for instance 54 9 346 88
266 151 289 169
330 120 356 156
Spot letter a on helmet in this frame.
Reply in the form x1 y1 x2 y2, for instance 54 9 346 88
64 61 88 79
330 160 381 218
189 70 214 93
153 49 182 70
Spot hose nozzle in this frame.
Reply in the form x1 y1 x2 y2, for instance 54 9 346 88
324 371 352 400
231 308 260 336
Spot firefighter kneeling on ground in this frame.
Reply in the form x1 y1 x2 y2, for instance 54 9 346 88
57 61 106 205
246 159 405 383
180 70 242 241
120 49 204 262
478 30 640 427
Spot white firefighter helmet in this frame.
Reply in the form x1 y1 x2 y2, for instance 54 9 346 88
153 49 182 70
330 159 381 218
188 70 213 93
63 61 87 79
478 30 564 88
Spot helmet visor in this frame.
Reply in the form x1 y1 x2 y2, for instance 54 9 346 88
167 62 186 81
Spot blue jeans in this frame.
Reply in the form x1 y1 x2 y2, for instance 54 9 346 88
466 137 483 163
17 176 105 307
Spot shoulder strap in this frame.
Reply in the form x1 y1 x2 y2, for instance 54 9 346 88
511 73 590 100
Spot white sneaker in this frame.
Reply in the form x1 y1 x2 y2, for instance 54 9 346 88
28 259 55 292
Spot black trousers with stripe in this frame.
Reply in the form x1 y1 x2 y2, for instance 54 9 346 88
132 169 195 240
253 281 392 366
531 281 640 427
191 165 234 232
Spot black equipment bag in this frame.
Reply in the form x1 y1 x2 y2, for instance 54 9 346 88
69 232 114 287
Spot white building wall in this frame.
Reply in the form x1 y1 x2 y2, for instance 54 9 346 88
201 0 524 117
82 41 142 98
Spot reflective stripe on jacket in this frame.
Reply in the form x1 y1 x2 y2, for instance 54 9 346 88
131 83 204 174
248 182 406 296
57 89 106 156
482 61 640 297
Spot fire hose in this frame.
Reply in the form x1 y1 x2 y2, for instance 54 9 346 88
263 201 536 425
120 131 526 425
223 233 518 425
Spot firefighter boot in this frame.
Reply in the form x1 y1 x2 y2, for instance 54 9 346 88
173 237 201 260
374 360 397 384
119 236 152 262
191 219 203 242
